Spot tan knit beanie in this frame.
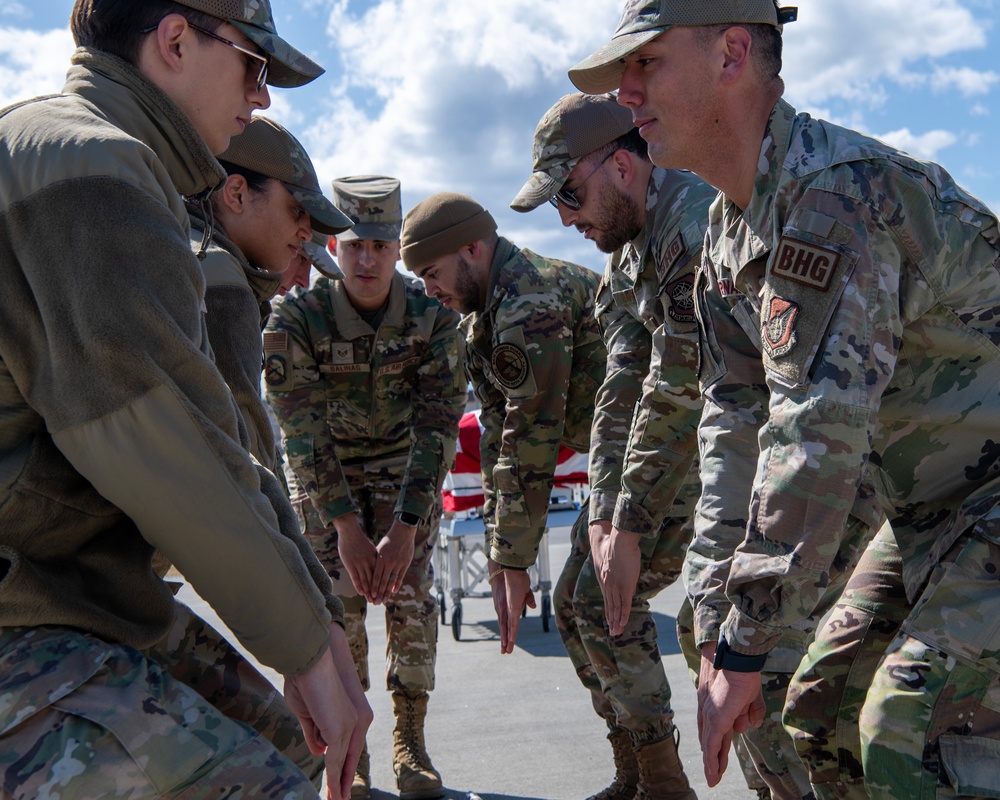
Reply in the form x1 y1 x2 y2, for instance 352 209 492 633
400 192 497 270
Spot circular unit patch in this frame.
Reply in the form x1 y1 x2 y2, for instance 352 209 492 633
264 354 288 386
491 343 528 389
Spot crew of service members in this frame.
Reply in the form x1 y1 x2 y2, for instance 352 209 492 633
4 1 1000 800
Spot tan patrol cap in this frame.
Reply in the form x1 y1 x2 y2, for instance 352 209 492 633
332 176 403 242
174 0 324 88
400 193 497 271
511 93 635 213
569 0 798 95
304 232 342 279
219 116 353 236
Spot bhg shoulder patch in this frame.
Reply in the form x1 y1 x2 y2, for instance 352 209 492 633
761 222 859 389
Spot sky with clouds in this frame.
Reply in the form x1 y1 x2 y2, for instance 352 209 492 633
3 0 997 273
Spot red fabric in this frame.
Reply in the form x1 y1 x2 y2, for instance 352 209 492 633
442 410 589 512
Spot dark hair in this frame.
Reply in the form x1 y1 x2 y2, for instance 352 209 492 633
70 0 222 66
217 161 272 193
590 126 649 165
695 22 784 89
210 161 274 215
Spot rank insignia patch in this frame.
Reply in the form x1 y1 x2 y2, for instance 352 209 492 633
665 273 695 323
491 343 528 390
264 354 288 386
763 296 799 358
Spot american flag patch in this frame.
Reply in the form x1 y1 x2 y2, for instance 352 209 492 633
262 331 289 352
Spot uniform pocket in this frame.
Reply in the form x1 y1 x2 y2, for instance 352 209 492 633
939 734 1000 798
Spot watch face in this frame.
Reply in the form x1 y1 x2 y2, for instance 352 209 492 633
398 512 421 526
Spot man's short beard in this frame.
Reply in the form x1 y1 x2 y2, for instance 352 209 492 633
594 183 642 254
454 254 483 314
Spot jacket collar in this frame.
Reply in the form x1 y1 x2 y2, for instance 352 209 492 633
328 271 407 339
64 48 226 199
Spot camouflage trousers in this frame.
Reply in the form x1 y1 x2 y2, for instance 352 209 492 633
0 623 320 799
553 509 689 746
295 459 438 694
679 516 877 800
783 523 905 800
787 519 1000 799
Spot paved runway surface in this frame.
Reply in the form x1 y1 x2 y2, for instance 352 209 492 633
178 521 755 800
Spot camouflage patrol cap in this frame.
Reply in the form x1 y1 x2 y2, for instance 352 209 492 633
332 175 403 242
510 93 635 213
304 231 342 279
174 0 324 88
400 193 497 271
569 0 798 94
219 115 352 235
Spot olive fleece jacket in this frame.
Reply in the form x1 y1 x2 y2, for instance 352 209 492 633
0 49 339 676
188 202 282 473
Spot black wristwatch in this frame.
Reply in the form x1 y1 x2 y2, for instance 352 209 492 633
713 637 768 672
396 511 422 527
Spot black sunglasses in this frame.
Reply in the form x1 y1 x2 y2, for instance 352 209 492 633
548 151 615 211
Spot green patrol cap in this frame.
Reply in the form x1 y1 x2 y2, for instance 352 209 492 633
332 175 402 242
510 93 635 213
219 116 353 236
569 0 798 94
175 0 324 88
400 193 497 271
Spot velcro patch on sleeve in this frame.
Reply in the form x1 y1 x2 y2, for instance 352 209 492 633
494 325 538 399
664 272 696 324
656 230 685 284
262 330 289 352
772 237 840 291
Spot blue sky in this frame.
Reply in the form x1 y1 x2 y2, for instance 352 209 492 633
3 0 997 273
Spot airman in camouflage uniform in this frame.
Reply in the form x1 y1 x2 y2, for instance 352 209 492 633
265 176 466 800
510 92 711 800
0 1 371 798
571 2 1000 798
399 193 606 655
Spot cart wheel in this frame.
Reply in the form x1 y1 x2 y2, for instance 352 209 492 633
437 591 446 624
541 594 551 633
451 604 462 641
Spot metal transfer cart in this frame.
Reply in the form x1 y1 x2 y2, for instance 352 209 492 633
433 485 587 641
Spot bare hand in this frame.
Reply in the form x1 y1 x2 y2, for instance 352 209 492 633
284 628 372 800
371 519 417 604
589 521 641 636
334 514 378 601
696 642 766 787
488 559 535 654
327 624 373 800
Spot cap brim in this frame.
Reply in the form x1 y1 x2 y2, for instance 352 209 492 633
285 184 354 236
302 241 342 279
568 28 666 94
233 21 325 89
509 164 573 213
338 222 401 242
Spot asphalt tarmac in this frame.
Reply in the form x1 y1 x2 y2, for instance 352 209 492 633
178 520 755 800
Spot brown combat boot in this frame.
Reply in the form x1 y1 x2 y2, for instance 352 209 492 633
351 742 370 800
585 728 640 800
634 729 698 800
392 691 445 800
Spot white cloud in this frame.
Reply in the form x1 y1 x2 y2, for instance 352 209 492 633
783 0 989 107
971 102 990 116
0 3 29 19
0 25 74 109
875 127 958 160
